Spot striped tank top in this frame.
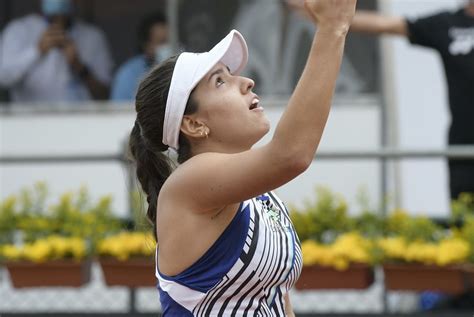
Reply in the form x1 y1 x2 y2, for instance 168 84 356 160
155 191 302 316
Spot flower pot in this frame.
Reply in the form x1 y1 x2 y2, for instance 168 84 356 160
295 263 374 290
461 264 474 289
99 257 157 287
6 260 91 288
383 263 464 294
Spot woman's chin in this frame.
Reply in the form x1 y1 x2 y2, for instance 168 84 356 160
261 120 271 134
254 124 271 143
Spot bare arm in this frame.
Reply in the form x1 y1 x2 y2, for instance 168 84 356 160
350 10 408 36
273 1 354 167
285 293 295 317
164 0 356 212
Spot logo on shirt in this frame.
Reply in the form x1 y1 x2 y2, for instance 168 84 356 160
256 195 291 233
448 27 474 55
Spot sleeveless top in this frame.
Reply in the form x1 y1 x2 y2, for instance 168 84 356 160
155 191 302 316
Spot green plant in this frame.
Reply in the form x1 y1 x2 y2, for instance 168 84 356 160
451 192 474 224
350 187 384 237
48 186 121 252
18 181 48 215
2 183 122 256
385 209 443 242
14 182 53 241
352 211 385 239
1 182 50 245
374 209 455 266
290 187 352 243
0 196 17 245
459 216 474 263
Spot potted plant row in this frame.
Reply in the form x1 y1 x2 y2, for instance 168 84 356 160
1 235 91 288
4 183 474 292
377 208 470 294
0 183 118 288
296 232 374 289
291 187 474 293
97 231 156 287
290 188 378 290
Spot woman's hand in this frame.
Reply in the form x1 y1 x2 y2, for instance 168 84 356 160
304 0 357 33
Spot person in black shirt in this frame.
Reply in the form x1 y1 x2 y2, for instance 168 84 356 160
350 1 474 199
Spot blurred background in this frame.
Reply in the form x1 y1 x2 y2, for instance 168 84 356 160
1 0 474 316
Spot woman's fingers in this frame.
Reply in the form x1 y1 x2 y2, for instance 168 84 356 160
303 0 357 28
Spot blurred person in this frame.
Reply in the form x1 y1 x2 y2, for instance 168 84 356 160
234 0 367 95
348 1 474 199
129 0 356 315
0 0 113 103
111 12 171 101
0 31 9 103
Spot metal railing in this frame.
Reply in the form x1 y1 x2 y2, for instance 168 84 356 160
3 146 474 163
2 146 474 313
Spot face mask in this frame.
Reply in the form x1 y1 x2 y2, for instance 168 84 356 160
155 44 173 65
42 0 73 16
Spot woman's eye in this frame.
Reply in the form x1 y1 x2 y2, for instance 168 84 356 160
216 77 225 87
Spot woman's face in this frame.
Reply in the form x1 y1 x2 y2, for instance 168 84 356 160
187 62 270 152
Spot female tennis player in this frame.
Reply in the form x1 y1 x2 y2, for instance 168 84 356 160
129 0 356 315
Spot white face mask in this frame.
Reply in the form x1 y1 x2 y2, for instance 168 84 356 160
155 44 174 65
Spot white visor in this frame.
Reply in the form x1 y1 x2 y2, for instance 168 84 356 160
162 29 248 150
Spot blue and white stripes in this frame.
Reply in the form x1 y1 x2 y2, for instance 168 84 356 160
156 192 302 316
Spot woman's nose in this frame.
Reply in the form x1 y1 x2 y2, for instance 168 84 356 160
240 77 255 94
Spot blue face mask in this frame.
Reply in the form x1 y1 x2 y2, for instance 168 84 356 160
41 0 73 16
155 44 173 64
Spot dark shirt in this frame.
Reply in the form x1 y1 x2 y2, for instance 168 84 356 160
407 9 474 145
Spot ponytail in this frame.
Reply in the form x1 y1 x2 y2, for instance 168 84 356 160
129 121 173 239
128 55 199 241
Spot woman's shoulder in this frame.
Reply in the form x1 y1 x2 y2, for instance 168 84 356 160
158 153 221 205
165 152 222 184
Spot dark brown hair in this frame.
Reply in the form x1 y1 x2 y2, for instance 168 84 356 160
129 55 198 240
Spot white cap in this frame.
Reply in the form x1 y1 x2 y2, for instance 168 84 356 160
162 30 248 150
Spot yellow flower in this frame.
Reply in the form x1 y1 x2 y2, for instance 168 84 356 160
23 240 52 263
437 238 469 266
405 241 437 264
48 235 70 258
377 237 406 260
1 236 88 263
301 232 372 270
378 236 470 266
334 258 349 271
68 237 87 260
98 231 156 261
1 245 22 260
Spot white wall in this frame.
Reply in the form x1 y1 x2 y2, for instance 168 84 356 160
381 0 460 216
0 99 380 217
2 1 461 218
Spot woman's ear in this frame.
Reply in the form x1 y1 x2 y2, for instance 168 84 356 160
180 116 208 139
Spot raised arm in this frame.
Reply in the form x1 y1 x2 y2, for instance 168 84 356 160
351 10 408 36
274 0 356 166
165 0 356 212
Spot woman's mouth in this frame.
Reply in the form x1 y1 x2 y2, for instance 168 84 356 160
249 97 263 111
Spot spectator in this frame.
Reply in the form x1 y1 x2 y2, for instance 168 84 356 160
111 12 171 101
349 1 474 199
0 31 9 103
0 0 113 103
